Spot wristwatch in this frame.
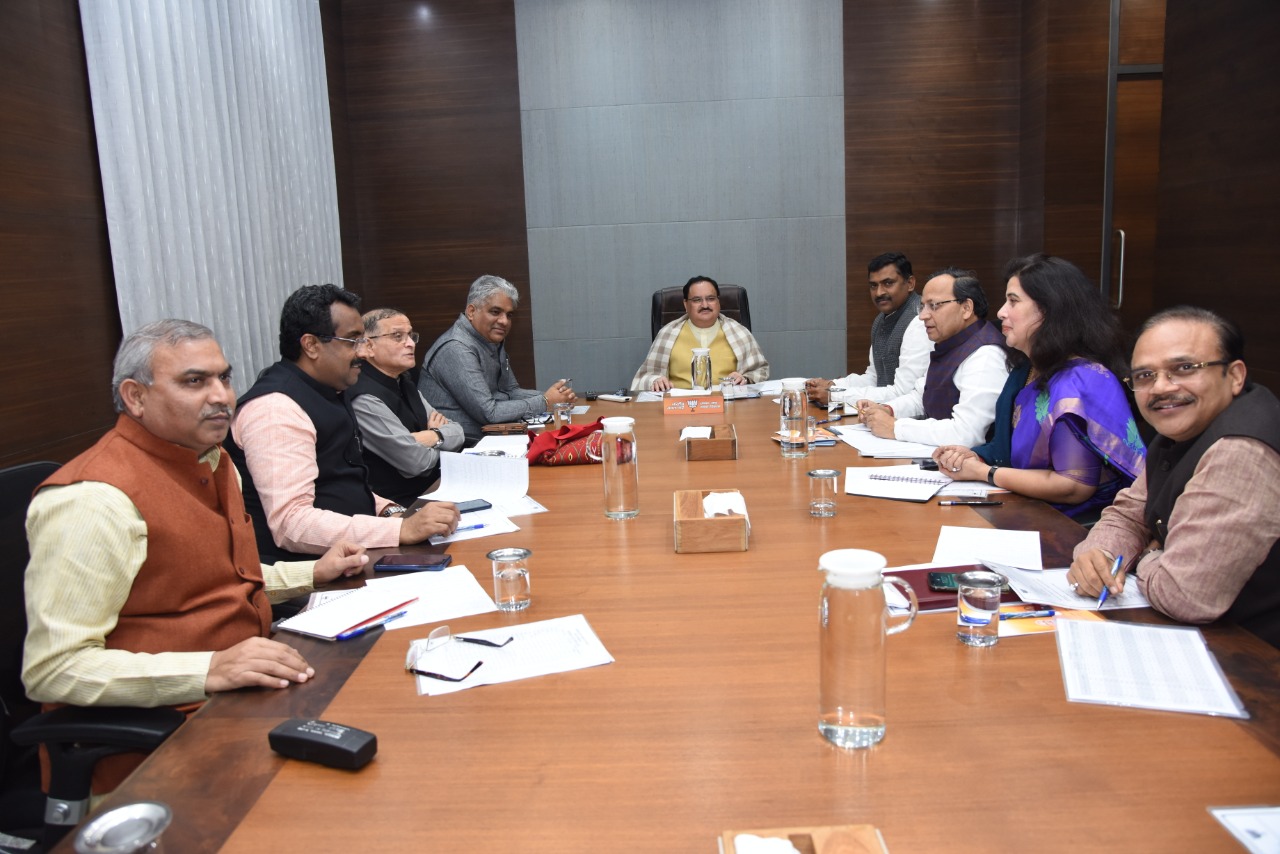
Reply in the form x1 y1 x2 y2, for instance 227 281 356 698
380 503 407 518
986 465 1001 486
427 427 444 445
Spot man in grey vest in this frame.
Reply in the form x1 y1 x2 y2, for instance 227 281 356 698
1069 307 1280 647
807 252 932 406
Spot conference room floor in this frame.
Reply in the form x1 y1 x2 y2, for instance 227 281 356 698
66 398 1280 853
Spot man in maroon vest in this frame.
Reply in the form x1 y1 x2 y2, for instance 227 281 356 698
22 319 370 791
856 268 1009 447
1069 307 1280 647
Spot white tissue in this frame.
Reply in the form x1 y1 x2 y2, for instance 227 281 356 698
732 835 802 854
680 426 714 441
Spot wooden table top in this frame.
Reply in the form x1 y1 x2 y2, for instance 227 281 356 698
68 398 1280 853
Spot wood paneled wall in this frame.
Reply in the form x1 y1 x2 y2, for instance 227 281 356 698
843 0 1022 370
326 0 534 374
0 1 120 467
1155 0 1280 390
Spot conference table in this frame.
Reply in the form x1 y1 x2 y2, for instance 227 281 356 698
65 398 1280 852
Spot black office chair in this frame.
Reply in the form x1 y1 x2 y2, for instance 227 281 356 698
1 461 183 850
650 284 752 338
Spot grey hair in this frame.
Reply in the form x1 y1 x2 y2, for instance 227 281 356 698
111 319 217 413
466 275 520 309
362 307 407 334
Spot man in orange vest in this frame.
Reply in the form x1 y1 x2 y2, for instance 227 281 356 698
22 319 369 792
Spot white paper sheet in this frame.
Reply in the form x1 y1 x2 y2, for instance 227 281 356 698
276 584 421 640
408 613 615 696
994 562 1151 610
425 451 529 504
368 565 499 631
462 435 530 457
830 423 939 458
428 507 520 545
932 525 1043 569
1210 806 1280 854
1055 619 1248 718
635 391 664 402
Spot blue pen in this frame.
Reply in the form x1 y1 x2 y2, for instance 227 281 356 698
336 610 407 641
455 522 487 534
1097 554 1124 608
1000 609 1056 620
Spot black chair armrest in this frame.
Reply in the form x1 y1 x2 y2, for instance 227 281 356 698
11 706 184 753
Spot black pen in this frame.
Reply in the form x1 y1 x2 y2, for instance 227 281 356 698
938 500 1004 506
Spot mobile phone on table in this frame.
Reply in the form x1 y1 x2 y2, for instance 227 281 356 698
373 553 452 572
927 571 1011 593
456 498 492 514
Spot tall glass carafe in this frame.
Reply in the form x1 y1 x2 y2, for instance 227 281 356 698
818 549 918 749
690 348 712 391
779 378 808 458
586 416 639 519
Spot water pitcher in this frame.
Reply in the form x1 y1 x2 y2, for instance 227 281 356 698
818 549 917 749
586 417 639 519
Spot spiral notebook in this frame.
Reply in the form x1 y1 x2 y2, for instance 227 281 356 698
844 464 951 502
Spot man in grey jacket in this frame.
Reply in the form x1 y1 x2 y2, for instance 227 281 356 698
419 275 575 443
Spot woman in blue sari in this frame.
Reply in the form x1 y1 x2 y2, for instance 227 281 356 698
933 254 1146 520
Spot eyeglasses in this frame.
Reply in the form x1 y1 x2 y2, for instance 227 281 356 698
918 299 959 315
404 625 513 682
367 331 420 345
317 334 369 349
1122 360 1231 391
685 296 719 305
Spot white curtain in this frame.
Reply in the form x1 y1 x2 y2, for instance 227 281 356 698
78 0 342 390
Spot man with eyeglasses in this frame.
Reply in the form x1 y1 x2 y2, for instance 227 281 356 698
1069 306 1280 647
419 275 576 443
350 308 464 506
228 285 460 562
855 268 1009 447
631 275 770 392
806 252 932 406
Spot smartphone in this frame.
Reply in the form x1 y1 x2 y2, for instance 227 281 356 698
373 553 452 572
927 571 1011 593
403 497 491 518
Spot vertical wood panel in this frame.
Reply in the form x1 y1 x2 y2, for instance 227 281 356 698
0 0 120 466
334 0 533 374
1155 0 1280 388
844 0 1022 371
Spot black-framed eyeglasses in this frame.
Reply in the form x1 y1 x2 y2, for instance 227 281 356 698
317 334 369 349
1123 360 1231 391
404 625 513 682
368 331 420 345
918 299 959 315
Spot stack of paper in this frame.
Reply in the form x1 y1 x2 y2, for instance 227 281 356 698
424 451 545 519
831 423 940 458
277 585 419 641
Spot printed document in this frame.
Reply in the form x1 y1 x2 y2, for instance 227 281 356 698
424 451 530 516
1210 806 1280 854
994 562 1151 610
932 525 1043 569
1056 619 1248 718
831 423 939 458
369 564 499 631
408 613 615 696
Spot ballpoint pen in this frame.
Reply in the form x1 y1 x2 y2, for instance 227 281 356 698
1000 609 1056 620
816 415 843 424
1097 554 1124 608
455 522 487 533
336 610 408 641
938 500 1004 506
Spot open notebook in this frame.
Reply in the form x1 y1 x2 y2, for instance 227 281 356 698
276 585 419 641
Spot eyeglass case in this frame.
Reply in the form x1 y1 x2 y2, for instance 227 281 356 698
268 718 377 770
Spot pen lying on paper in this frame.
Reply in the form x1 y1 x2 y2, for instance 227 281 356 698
938 500 1004 506
336 610 408 641
816 415 843 424
1000 609 1056 620
454 522 488 533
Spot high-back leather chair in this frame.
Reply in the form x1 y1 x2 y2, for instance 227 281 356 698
1 461 183 848
650 284 752 338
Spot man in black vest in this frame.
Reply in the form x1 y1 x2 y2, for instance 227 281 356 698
1069 307 1280 647
806 252 931 406
227 285 459 562
351 308 465 506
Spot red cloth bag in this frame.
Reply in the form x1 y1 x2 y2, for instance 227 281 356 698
525 420 603 466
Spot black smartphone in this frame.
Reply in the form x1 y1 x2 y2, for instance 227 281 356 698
456 498 492 514
373 553 452 572
927 571 1011 593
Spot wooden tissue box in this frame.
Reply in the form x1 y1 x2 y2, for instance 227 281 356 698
684 423 738 461
673 489 749 553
